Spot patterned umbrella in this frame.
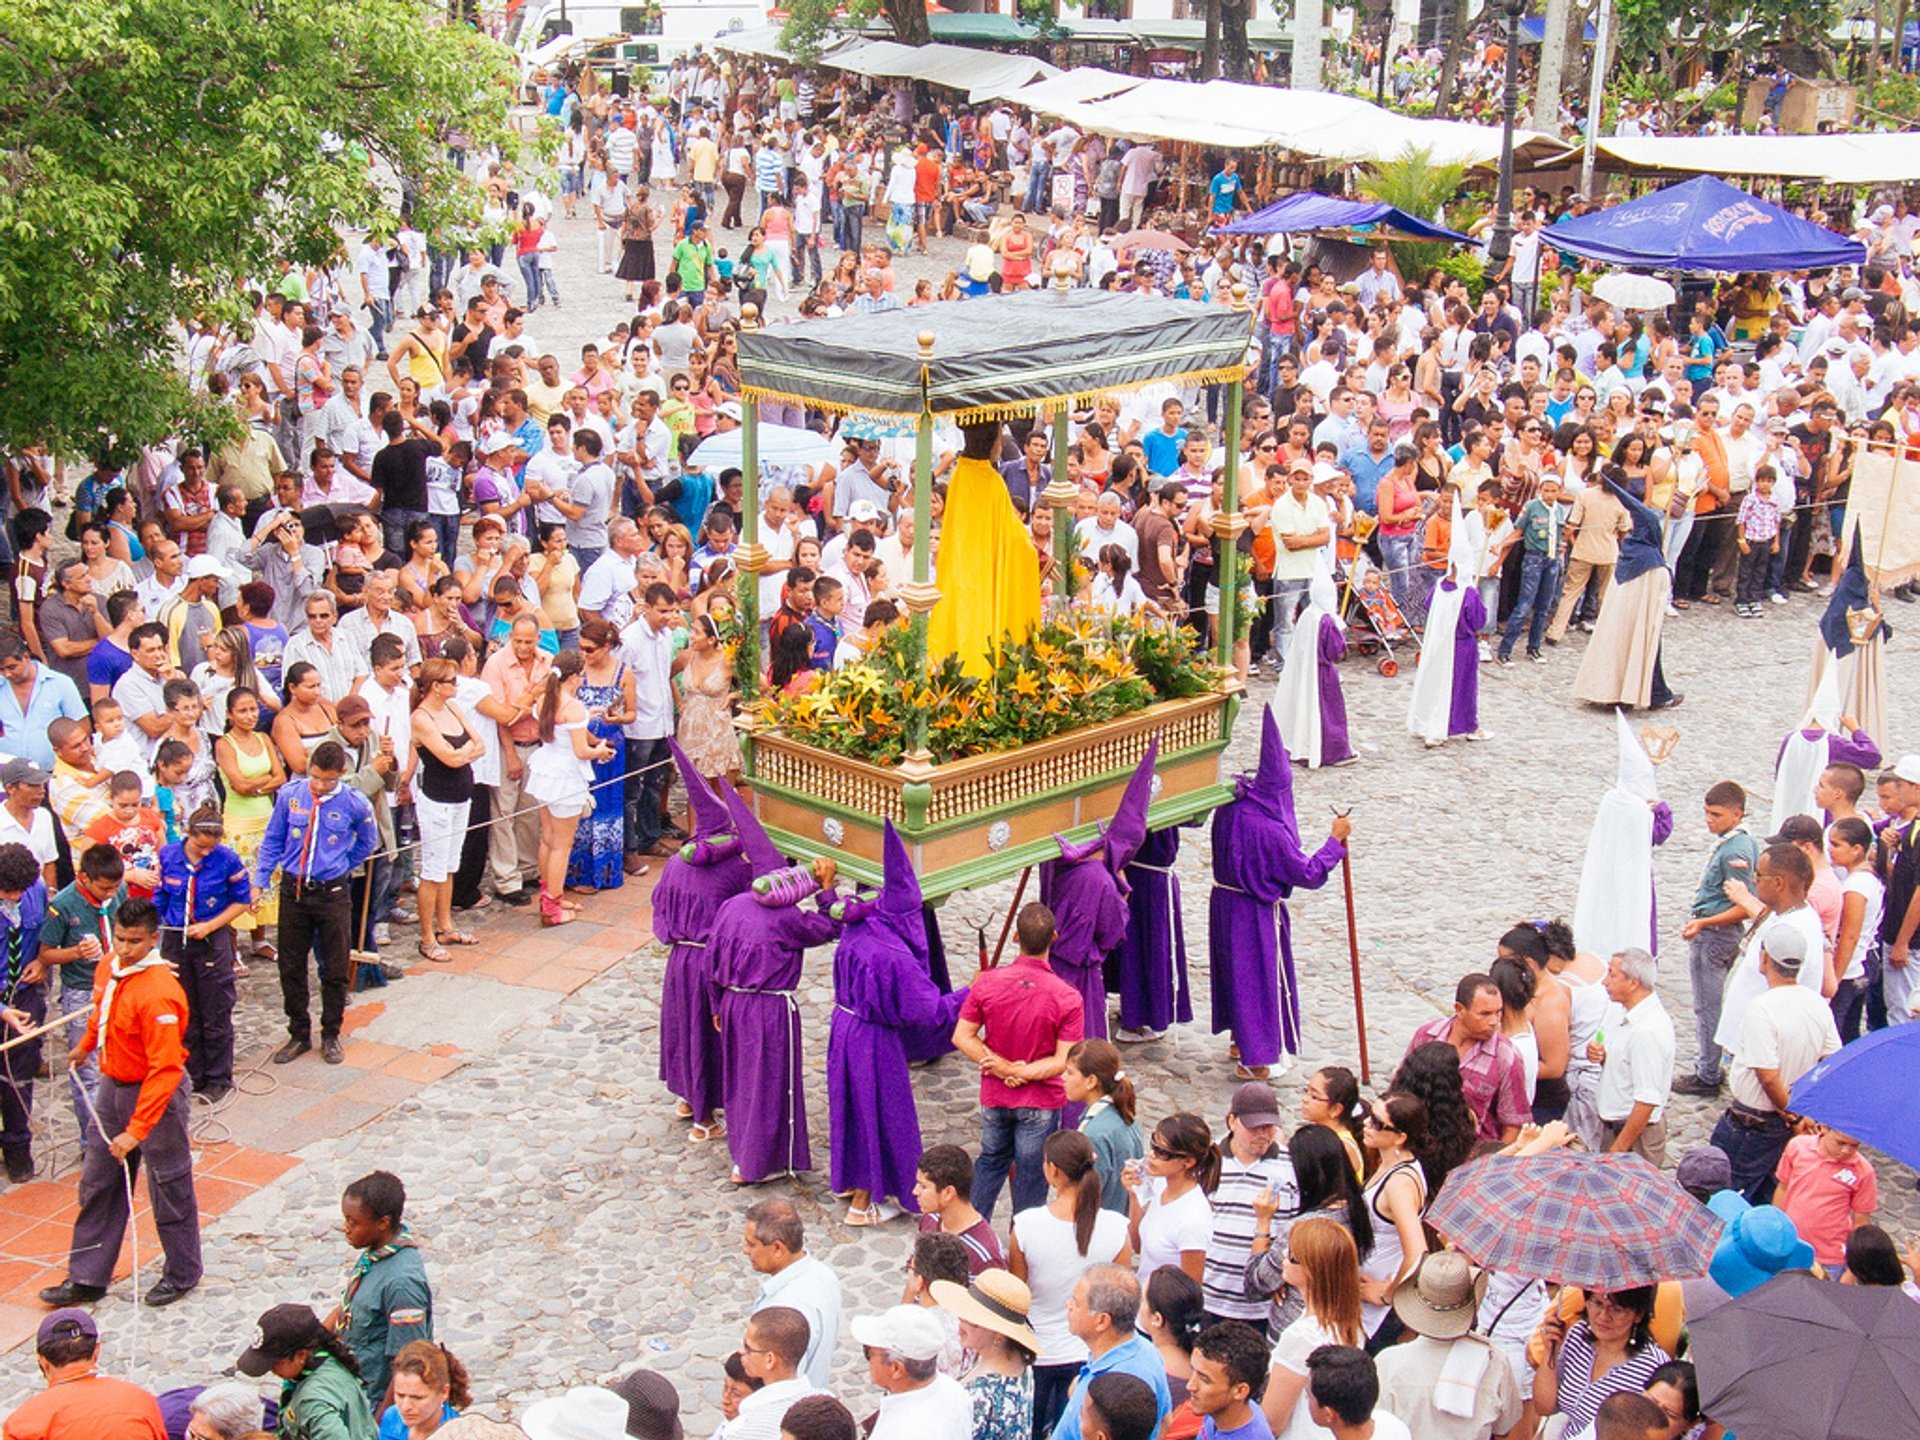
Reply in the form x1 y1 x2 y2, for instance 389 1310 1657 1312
1425 1152 1722 1289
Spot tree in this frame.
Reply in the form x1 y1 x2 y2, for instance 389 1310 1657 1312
1359 148 1469 282
780 0 929 63
0 0 514 460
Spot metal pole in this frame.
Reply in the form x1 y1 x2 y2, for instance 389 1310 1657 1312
1581 0 1615 200
1484 0 1524 271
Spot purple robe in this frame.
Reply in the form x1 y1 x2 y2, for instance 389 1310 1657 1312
1115 828 1192 1034
827 919 968 1208
1649 801 1674 954
1208 798 1345 1067
707 888 841 1182
1039 856 1129 1041
1318 617 1353 766
653 851 751 1122
1445 582 1487 737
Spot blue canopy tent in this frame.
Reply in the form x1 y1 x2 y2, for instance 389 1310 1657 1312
1214 191 1469 244
1544 175 1866 273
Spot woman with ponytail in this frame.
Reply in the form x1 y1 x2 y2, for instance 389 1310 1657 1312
1127 1113 1219 1285
1141 1266 1206 1432
524 648 615 926
1064 1038 1142 1216
1301 1066 1367 1179
236 1303 374 1435
1008 1130 1130 1440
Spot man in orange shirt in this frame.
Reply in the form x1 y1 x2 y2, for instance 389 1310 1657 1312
1 1309 165 1439
38 899 202 1309
912 143 942 253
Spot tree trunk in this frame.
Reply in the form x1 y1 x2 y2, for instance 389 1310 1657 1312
1291 0 1325 91
880 0 931 47
1532 0 1572 131
1202 0 1223 81
1221 0 1252 81
1434 0 1478 115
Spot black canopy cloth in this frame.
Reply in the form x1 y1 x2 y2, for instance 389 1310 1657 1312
736 291 1252 424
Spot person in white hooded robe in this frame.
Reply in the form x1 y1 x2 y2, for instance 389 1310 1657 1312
1271 552 1353 768
1769 661 1881 837
1573 711 1677 964
1406 492 1487 748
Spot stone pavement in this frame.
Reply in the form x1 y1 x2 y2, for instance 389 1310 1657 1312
0 202 1913 1424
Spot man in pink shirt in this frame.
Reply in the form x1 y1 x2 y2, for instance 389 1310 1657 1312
952 902 1084 1221
1403 973 1531 1144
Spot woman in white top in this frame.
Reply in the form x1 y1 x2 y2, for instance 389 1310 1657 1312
1828 817 1887 1035
1356 1092 1429 1341
525 649 615 929
1008 1130 1129 1440
1492 956 1541 1105
1260 1217 1368 1440
1126 1112 1219 1285
1544 918 1611 1152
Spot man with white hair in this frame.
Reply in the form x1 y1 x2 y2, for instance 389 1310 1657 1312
1589 948 1675 1165
179 1380 270 1439
852 1305 972 1440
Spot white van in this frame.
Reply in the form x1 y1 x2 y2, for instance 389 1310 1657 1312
507 1 768 82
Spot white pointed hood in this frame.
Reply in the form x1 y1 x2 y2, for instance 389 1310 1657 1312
1573 708 1659 962
1614 710 1659 804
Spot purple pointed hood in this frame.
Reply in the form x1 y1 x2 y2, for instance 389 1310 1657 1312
1238 705 1301 837
1054 826 1108 865
718 777 787 879
876 820 923 927
1103 740 1158 881
673 739 734 841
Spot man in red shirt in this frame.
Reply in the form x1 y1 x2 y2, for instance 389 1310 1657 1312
39 898 202 1309
952 902 1084 1221
2 1309 165 1439
913 143 942 253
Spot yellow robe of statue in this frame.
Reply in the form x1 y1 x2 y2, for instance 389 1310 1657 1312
927 455 1043 675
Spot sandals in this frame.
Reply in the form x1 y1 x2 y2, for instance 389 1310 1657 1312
441 931 480 947
675 1100 695 1120
418 942 452 964
1703 593 1722 606
1235 1064 1272 1080
1672 598 1690 610
252 942 278 962
691 1120 726 1143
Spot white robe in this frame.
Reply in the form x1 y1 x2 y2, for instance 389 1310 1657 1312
1273 563 1343 768
1770 662 1842 835
1573 712 1660 964
1406 494 1475 745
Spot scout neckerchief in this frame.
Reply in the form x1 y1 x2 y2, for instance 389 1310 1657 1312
297 787 329 882
0 898 26 1002
94 946 171 1039
339 1226 418 1332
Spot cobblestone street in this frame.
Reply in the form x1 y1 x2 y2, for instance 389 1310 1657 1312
0 202 1911 1424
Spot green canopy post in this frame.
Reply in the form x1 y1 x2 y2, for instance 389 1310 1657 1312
736 399 764 701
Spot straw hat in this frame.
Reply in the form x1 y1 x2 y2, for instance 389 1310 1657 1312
930 1269 1042 1356
1391 1251 1489 1341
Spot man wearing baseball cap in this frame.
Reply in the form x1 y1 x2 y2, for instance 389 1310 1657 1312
1708 921 1841 1204
2 1308 166 1437
158 554 226 672
852 1304 973 1440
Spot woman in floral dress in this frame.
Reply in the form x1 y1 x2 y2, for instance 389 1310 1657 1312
673 615 738 797
566 618 634 893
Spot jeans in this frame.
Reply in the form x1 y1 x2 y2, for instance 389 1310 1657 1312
1711 1105 1788 1205
1024 159 1054 214
63 1003 99 1140
971 1104 1060 1222
793 234 823 285
382 506 430 558
1736 543 1772 606
518 253 542 307
1379 531 1421 625
625 735 672 856
431 513 460 565
569 545 605 576
1269 578 1310 666
1032 1363 1081 1440
1662 508 1694 571
1832 975 1867 1041
1687 923 1744 1084
366 298 393 358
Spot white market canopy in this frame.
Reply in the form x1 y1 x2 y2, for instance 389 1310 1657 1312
715 30 1059 103
1580 131 1920 185
1021 76 1566 171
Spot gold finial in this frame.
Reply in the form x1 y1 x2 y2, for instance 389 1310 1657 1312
917 331 936 358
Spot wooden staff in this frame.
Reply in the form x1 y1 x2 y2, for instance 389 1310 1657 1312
1335 805 1370 1085
0 1008 94 1055
989 866 1032 969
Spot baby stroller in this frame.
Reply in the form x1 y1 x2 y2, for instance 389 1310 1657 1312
1341 554 1411 677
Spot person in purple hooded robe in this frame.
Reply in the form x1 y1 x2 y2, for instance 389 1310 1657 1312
1112 826 1191 1043
651 742 751 1142
707 785 842 1185
828 821 970 1227
1209 706 1353 1079
1039 743 1159 1043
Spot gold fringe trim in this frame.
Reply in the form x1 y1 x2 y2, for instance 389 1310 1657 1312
744 362 1248 427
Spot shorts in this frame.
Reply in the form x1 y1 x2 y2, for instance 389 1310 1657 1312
561 167 582 197
539 795 589 821
414 792 472 883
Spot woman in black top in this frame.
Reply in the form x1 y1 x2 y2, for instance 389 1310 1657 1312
409 657 485 962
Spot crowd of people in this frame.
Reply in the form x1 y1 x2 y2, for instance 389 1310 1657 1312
1 37 1918 1440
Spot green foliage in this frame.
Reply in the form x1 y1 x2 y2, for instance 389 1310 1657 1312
1868 75 1920 123
1614 0 1843 75
1358 148 1469 284
1434 251 1488 303
780 0 930 61
0 0 515 460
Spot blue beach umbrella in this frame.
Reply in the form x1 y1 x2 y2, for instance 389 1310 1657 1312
1788 1025 1920 1170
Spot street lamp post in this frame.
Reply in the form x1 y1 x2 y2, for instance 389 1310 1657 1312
1484 0 1529 273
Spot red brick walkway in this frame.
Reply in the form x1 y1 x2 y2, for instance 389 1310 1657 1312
0 870 656 1354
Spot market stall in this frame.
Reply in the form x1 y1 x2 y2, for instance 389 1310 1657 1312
732 287 1255 897
1542 174 1868 271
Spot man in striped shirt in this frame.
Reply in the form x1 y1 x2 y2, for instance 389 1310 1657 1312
1201 1083 1296 1330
